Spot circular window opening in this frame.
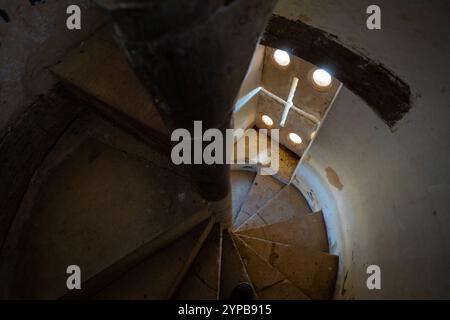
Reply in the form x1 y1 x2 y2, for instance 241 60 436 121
261 115 274 127
273 49 291 67
311 69 333 90
288 132 302 145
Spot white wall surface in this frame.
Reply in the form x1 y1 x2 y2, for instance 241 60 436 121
280 0 450 299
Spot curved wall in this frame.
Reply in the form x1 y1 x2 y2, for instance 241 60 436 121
279 0 450 299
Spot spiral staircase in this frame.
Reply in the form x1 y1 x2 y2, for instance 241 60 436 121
0 1 339 299
0 32 339 300
94 170 338 300
0 106 338 299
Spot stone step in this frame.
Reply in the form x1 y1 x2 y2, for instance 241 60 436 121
94 218 214 299
239 235 338 300
0 114 209 299
220 230 256 300
237 211 329 252
0 86 83 251
174 223 222 300
233 234 310 300
231 171 257 225
50 29 169 152
236 185 311 232
233 175 284 230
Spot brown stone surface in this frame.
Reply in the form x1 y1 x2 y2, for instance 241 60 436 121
0 87 83 249
231 171 256 225
175 224 222 300
0 0 106 132
237 185 311 232
95 219 213 299
0 114 208 299
233 175 284 230
240 235 338 300
233 235 309 300
220 231 255 300
237 211 329 252
274 142 300 184
51 30 168 136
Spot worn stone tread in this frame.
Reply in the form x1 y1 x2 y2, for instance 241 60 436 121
233 235 310 300
220 230 256 300
175 223 222 300
0 114 208 299
237 211 329 252
239 235 338 300
51 29 168 137
231 171 256 225
237 185 311 232
0 86 83 249
233 175 284 230
95 219 214 299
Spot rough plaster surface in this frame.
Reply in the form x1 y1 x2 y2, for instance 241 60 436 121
0 0 106 132
277 0 450 299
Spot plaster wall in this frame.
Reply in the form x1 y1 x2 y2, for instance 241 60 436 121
278 0 450 299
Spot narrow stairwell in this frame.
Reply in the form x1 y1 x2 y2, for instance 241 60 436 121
0 27 339 300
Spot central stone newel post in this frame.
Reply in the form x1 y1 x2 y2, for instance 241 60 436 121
95 0 277 223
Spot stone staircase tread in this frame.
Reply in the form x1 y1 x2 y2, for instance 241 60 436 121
94 218 214 300
233 175 284 230
50 29 168 137
231 171 257 225
236 185 311 232
238 235 338 300
174 223 222 300
236 211 329 252
1 113 209 299
220 230 256 300
233 234 310 300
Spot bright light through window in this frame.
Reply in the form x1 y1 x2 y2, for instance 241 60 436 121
273 49 290 67
289 133 302 145
262 115 274 127
312 69 332 88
